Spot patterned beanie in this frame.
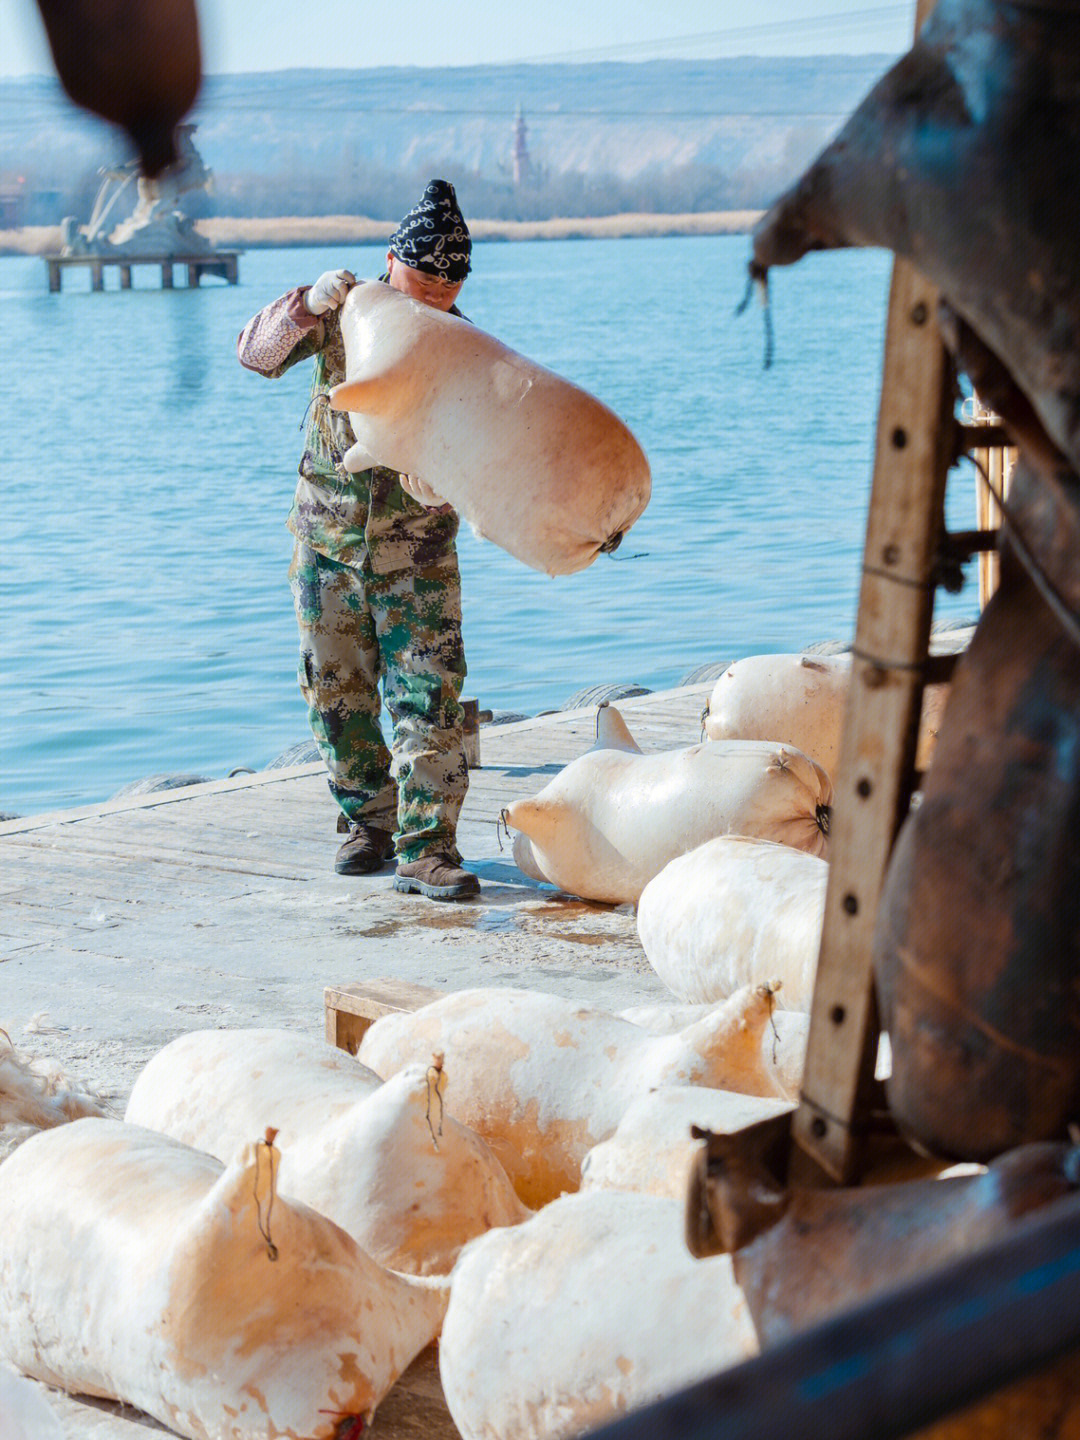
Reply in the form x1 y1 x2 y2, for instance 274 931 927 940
388 179 472 281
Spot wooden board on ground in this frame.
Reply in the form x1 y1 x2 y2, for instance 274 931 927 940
326 978 443 1054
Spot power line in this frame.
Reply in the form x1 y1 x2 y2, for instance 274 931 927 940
503 4 913 63
190 102 870 120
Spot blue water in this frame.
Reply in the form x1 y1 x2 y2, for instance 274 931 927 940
0 235 980 817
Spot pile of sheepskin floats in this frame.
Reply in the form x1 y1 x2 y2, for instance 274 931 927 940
0 652 962 1440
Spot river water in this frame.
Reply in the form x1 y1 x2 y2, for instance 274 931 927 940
0 234 980 816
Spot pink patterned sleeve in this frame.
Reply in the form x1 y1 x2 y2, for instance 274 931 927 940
237 288 323 376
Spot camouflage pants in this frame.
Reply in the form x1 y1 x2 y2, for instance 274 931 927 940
289 540 469 863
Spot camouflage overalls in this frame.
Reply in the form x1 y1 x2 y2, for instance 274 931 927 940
237 282 469 863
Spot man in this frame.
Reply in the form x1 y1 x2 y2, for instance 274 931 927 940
237 179 479 901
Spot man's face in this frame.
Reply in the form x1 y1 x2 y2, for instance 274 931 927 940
386 253 464 311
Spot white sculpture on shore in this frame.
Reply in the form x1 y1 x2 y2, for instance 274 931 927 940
61 123 213 257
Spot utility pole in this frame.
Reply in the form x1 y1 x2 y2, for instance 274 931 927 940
512 105 531 186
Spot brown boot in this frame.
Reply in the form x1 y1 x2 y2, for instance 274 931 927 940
334 821 394 876
394 854 480 901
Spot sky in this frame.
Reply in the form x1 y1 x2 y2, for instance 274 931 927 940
3 0 915 76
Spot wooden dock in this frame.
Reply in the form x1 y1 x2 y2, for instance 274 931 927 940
1 686 710 1438
3 687 713 1083
44 251 240 292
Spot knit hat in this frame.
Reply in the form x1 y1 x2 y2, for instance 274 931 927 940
388 179 472 281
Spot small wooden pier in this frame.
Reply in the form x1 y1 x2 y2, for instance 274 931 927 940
44 251 239 292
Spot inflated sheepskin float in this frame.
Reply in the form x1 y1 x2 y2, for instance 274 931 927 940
702 652 948 778
0 1118 448 1440
358 982 792 1209
617 1001 810 1097
636 835 829 1012
330 280 651 576
504 705 832 904
439 1190 758 1440
126 1028 529 1273
579 1085 793 1200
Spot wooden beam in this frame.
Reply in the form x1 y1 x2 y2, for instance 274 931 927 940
790 255 955 1185
783 0 953 1188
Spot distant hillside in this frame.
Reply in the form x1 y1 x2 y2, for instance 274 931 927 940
0 55 898 227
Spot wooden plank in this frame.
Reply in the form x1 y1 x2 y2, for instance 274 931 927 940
0 767 324 835
790 252 955 1186
325 978 444 1054
71 813 329 861
971 417 1014 609
2 833 309 881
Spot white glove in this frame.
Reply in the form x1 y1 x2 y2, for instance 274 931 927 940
304 268 356 315
400 473 448 508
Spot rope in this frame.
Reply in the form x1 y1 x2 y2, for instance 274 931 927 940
735 266 775 370
254 1128 279 1262
298 390 330 435
425 1053 445 1149
298 391 348 475
766 983 782 1067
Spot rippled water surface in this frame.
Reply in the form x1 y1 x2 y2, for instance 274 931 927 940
1 235 980 815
